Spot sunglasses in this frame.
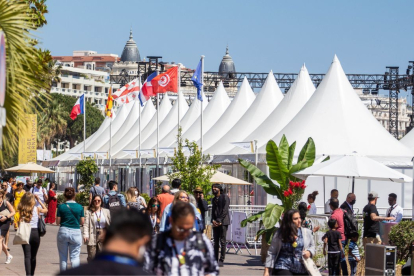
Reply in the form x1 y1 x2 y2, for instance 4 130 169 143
194 191 202 194
151 204 160 207
94 200 101 203
175 226 193 233
180 196 189 200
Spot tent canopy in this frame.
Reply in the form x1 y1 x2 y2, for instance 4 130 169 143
153 170 251 185
5 162 54 173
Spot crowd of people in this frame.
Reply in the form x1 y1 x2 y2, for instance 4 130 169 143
0 173 409 275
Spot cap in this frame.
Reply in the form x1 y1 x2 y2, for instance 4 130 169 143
368 191 379 199
193 187 203 193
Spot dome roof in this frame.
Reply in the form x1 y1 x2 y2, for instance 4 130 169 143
218 46 236 74
120 29 141 62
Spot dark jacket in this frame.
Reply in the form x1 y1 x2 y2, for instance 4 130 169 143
340 201 353 215
197 198 208 222
211 194 230 226
59 251 148 275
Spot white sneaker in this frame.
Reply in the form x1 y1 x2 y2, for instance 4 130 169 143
5 254 13 264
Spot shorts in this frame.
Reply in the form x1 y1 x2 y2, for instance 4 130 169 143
0 221 10 237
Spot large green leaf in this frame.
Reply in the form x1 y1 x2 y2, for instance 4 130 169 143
278 135 290 168
239 159 284 199
266 140 289 185
287 141 296 170
256 227 277 244
262 203 284 229
240 210 265 227
297 137 316 166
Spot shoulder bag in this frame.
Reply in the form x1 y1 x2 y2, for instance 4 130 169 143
301 228 321 276
38 208 47 237
13 220 31 245
66 203 81 226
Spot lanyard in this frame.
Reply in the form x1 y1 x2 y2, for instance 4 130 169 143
95 209 102 229
387 204 397 217
96 254 139 266
150 214 157 229
171 239 186 267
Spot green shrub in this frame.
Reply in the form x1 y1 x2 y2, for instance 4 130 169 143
141 193 150 204
389 221 414 262
57 194 65 205
75 191 89 207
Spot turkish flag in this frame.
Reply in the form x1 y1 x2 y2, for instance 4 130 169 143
151 66 179 94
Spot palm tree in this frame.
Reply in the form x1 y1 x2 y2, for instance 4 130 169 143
0 0 49 165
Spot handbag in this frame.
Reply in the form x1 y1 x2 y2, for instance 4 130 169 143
301 227 322 276
38 214 47 237
13 221 31 245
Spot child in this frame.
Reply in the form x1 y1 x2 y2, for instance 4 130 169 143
341 232 360 276
322 218 344 276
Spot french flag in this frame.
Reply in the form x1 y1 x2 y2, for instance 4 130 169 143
70 94 85 120
138 72 157 106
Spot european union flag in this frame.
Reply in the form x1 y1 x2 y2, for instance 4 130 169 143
191 59 203 101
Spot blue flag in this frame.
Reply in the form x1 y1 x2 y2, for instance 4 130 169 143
191 59 203 101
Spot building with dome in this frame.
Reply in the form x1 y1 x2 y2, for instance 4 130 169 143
112 29 142 77
219 46 236 76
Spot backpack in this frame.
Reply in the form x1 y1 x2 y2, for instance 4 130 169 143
106 193 122 214
342 209 358 237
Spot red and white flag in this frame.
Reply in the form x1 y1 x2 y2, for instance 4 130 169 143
113 78 140 104
151 67 179 94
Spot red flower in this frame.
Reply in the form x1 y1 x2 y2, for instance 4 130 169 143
288 188 293 195
283 191 290 197
307 205 311 210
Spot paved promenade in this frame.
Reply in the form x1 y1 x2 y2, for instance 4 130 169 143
0 225 263 276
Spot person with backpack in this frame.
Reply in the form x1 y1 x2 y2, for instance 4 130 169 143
340 193 356 216
89 177 106 205
145 201 218 275
30 179 48 209
329 198 345 243
103 180 126 215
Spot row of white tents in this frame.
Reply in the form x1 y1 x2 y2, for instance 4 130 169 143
53 55 413 163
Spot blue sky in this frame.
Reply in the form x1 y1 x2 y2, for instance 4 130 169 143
39 0 414 75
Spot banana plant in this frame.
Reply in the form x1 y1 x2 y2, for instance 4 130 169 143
239 135 321 244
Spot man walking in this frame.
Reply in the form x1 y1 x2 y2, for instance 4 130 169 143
362 191 395 247
170 179 181 195
103 180 126 214
31 179 48 208
386 193 403 223
329 198 345 243
157 185 174 216
340 193 356 215
325 189 338 214
89 177 106 205
194 187 208 232
146 202 218 275
211 183 230 267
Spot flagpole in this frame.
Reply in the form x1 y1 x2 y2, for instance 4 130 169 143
109 87 112 177
83 94 86 153
200 56 205 153
156 69 160 177
138 72 142 171
178 64 181 133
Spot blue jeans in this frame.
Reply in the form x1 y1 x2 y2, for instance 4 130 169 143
57 226 82 271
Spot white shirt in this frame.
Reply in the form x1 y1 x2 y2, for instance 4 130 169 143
386 204 403 222
324 199 332 214
31 186 46 207
93 209 106 229
309 202 317 215
6 183 12 193
170 239 187 276
170 189 180 195
30 207 39 228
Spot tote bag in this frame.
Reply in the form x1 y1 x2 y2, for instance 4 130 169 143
13 221 31 245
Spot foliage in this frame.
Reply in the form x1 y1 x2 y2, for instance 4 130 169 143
75 191 89 207
141 193 150 204
76 158 98 193
57 193 65 205
43 93 104 148
0 0 50 166
239 135 319 243
389 221 414 262
168 128 220 199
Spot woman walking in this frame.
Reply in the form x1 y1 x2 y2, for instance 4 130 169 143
264 209 316 276
146 197 160 234
45 182 57 224
56 187 84 272
125 187 140 210
0 190 15 264
13 182 25 230
135 188 147 209
83 194 110 262
17 193 47 275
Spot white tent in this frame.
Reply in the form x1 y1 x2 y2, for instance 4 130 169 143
260 55 413 159
141 91 189 149
205 71 284 155
160 92 208 147
229 64 315 154
175 82 231 147
400 129 414 151
201 77 256 150
110 100 156 158
115 94 172 158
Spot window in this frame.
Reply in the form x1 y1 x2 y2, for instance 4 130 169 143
86 64 92 70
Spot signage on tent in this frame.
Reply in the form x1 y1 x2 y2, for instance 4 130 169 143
231 212 247 244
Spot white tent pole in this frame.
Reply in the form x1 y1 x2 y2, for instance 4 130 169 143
109 87 112 176
156 91 160 177
201 55 205 153
178 64 181 133
254 140 258 205
138 72 142 170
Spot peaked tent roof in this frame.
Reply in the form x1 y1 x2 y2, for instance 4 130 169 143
260 55 413 159
141 91 189 149
230 64 315 154
176 82 231 146
202 77 256 150
160 92 208 147
400 129 414 151
110 100 156 157
115 93 172 158
205 71 284 155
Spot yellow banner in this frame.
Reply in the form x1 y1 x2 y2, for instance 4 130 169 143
18 114 37 164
